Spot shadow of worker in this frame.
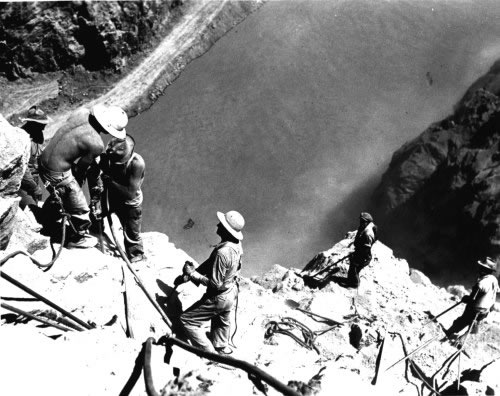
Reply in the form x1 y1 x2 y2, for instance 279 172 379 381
155 279 187 340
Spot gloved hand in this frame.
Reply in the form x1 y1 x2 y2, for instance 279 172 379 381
174 275 186 287
32 190 43 203
183 261 195 277
101 174 112 185
461 295 471 303
90 204 102 221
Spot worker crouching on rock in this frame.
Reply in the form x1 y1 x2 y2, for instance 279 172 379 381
18 106 52 207
344 212 377 288
178 210 244 355
445 257 499 339
39 104 128 248
87 134 146 263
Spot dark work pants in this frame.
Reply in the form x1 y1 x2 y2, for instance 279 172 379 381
447 305 488 336
113 203 144 260
346 255 371 287
40 178 91 243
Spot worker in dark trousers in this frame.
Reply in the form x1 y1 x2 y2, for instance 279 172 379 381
178 210 245 354
344 212 377 288
18 106 52 207
445 257 499 339
39 104 128 248
88 135 146 262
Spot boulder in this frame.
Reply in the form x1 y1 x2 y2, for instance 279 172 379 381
0 197 20 250
0 114 30 197
4 205 49 253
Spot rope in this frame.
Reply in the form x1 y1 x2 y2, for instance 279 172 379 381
0 215 68 272
229 280 239 349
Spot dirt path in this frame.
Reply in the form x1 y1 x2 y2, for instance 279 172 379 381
37 0 261 138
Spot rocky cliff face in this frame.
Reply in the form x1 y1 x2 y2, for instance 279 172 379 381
373 60 500 275
0 1 182 79
1 231 499 395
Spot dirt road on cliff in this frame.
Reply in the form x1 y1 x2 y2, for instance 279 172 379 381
16 0 261 139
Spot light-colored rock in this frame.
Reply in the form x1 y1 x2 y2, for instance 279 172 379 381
0 196 20 249
5 205 49 253
447 284 469 300
410 268 432 286
0 114 30 197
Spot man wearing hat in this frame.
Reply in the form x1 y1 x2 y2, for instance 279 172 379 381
178 210 245 354
344 212 377 288
445 257 499 339
87 134 146 262
18 106 52 207
39 104 128 249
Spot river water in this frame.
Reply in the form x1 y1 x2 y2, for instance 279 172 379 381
129 0 500 275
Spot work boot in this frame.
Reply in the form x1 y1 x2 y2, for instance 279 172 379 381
66 234 98 249
215 346 233 356
129 254 147 263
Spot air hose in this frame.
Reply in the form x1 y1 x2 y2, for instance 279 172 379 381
0 215 68 272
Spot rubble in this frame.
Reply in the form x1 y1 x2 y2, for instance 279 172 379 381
1 231 499 395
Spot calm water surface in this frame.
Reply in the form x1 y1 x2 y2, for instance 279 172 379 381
129 0 500 275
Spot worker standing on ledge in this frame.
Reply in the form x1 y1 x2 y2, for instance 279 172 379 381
342 212 377 288
445 257 499 340
178 210 245 355
87 135 146 263
39 104 128 248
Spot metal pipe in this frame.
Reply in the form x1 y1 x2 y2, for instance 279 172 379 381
165 337 302 396
385 334 440 372
0 271 92 331
1 302 73 332
423 301 462 326
107 212 173 331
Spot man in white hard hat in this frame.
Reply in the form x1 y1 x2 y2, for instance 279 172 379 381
445 256 499 339
178 210 245 354
87 134 146 262
18 106 52 207
39 104 127 248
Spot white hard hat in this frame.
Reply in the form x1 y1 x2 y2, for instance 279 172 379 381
217 210 245 241
477 257 497 272
91 104 127 139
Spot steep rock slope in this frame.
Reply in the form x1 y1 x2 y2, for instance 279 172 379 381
1 231 499 395
0 1 181 77
373 80 500 274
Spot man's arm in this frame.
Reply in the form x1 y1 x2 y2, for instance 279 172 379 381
74 136 104 186
105 155 145 200
20 168 42 200
190 250 229 290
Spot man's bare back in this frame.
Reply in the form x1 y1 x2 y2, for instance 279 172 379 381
41 108 104 172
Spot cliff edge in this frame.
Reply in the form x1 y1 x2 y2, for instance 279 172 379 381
373 58 500 276
1 230 499 395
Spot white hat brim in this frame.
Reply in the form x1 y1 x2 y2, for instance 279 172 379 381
19 116 53 125
92 105 126 139
217 211 243 240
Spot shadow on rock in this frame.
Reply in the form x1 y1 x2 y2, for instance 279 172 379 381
156 279 186 339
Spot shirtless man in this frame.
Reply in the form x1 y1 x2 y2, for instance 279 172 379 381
88 135 146 262
39 104 128 248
